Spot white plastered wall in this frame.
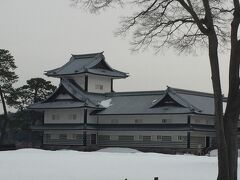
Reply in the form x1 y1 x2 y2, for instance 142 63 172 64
66 74 85 89
88 74 111 93
190 115 214 125
97 114 188 124
44 108 84 124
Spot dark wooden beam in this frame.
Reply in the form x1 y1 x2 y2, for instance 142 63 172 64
187 131 191 149
83 131 87 146
111 79 113 92
187 115 191 127
84 108 88 124
85 75 88 91
83 108 88 146
187 115 191 149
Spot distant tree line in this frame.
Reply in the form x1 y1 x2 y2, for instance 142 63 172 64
0 49 56 146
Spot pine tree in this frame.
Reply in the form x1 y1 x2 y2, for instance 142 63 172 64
0 49 18 144
7 77 56 110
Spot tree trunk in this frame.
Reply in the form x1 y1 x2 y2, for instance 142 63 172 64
34 88 38 103
224 109 238 180
207 33 230 180
0 86 8 145
224 29 240 180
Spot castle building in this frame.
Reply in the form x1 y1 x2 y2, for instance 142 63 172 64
29 52 221 153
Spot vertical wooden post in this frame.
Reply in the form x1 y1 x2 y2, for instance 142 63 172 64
85 75 88 91
187 115 191 149
83 108 88 146
111 78 113 92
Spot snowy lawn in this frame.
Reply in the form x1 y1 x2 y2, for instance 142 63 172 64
0 148 239 180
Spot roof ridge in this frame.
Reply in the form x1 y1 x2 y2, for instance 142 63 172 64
71 52 103 59
108 90 166 96
171 87 215 97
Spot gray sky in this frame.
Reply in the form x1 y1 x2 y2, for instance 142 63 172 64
0 0 229 102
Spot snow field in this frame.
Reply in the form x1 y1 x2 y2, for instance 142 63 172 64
0 148 239 180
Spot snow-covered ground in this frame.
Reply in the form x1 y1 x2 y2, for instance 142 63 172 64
209 149 240 157
97 147 141 153
0 148 239 180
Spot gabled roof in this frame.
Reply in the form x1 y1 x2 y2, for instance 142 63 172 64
29 80 218 116
45 52 128 78
150 87 202 113
28 78 106 110
94 87 217 115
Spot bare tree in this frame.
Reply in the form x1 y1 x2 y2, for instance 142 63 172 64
73 0 240 180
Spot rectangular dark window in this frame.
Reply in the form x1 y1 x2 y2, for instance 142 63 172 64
59 134 67 140
95 84 103 90
91 134 97 145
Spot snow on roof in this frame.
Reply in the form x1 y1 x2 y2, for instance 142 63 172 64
99 98 112 108
95 87 217 115
29 76 221 116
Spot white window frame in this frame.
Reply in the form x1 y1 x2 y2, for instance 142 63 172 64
173 135 184 142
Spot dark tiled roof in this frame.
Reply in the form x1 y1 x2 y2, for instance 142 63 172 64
95 87 216 115
28 100 89 109
45 52 128 78
29 80 217 115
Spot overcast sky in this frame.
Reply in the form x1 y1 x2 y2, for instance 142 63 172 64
0 0 230 100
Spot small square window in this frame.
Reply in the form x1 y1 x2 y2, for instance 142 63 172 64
135 119 142 124
95 84 103 90
59 134 67 140
52 114 59 120
162 119 167 123
68 114 77 120
157 135 162 141
177 136 183 141
162 119 171 123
